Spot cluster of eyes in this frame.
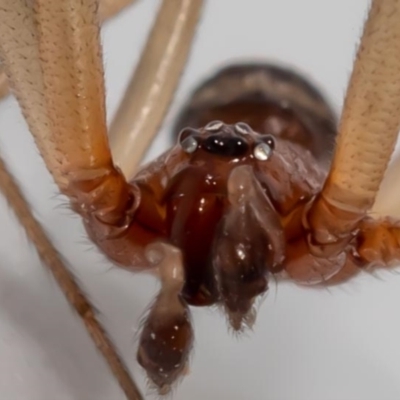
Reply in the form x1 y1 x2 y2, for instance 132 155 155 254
179 121 274 161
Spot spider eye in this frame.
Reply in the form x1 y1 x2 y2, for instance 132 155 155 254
203 135 249 157
178 128 199 153
234 122 251 134
262 134 275 150
253 136 275 161
205 120 224 131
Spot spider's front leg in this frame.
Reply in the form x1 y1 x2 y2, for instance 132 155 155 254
288 0 400 284
0 0 203 397
0 0 138 103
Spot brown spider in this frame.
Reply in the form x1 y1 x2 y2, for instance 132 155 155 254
1 0 400 399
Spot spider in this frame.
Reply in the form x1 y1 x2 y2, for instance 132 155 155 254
1 0 400 400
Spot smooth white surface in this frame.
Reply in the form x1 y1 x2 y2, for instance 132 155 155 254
1 1 400 399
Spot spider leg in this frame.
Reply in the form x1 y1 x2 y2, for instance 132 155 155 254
99 0 138 20
356 217 400 267
0 0 133 215
0 157 142 400
324 216 400 285
308 0 400 250
109 0 204 179
305 215 400 286
0 0 138 102
0 1 144 398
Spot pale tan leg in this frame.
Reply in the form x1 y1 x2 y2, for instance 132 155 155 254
0 1 142 398
0 0 202 396
309 0 400 242
327 0 400 213
0 157 143 400
109 0 204 179
0 0 138 104
99 0 138 20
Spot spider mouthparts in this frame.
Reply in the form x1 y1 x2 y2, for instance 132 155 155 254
212 165 285 331
213 193 270 331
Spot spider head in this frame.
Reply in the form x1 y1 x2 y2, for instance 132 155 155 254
167 122 284 328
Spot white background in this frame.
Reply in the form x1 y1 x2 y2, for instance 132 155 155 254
1 0 400 399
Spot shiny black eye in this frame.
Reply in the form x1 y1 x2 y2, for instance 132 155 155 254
203 135 249 157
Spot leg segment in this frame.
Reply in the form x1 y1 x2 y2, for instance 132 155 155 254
323 216 400 285
0 0 135 228
357 217 400 267
0 1 144 397
0 0 138 103
0 156 143 400
0 0 202 395
109 0 204 179
99 0 138 20
309 0 400 254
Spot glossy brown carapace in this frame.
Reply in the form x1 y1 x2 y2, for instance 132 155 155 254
66 63 400 393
